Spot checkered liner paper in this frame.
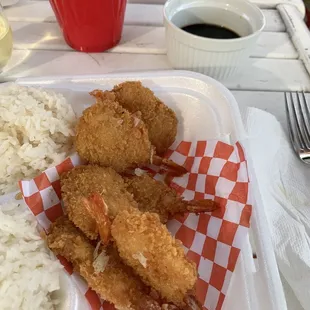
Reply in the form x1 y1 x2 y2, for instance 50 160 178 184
19 139 252 310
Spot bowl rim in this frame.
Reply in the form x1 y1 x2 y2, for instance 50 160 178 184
163 0 266 44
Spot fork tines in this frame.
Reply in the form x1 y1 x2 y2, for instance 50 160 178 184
285 91 310 161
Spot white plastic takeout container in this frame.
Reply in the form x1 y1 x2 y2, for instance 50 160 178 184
163 0 266 80
1 70 286 310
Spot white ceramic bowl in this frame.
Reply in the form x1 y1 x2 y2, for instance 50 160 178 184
163 0 266 80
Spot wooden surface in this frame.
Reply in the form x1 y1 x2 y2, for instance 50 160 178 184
2 0 310 91
127 0 306 15
233 90 288 129
8 0 305 15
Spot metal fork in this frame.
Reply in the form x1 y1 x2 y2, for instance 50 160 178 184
285 92 310 164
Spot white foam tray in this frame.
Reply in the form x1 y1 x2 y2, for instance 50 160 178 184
8 70 286 310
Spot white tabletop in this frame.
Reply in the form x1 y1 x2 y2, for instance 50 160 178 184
1 0 307 87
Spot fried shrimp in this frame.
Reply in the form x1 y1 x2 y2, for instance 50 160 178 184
112 81 178 155
91 82 178 155
111 209 202 309
61 165 137 240
82 194 202 309
75 92 187 176
46 216 164 310
124 173 219 223
75 96 152 173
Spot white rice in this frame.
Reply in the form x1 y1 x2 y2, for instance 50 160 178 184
0 84 76 195
0 201 62 310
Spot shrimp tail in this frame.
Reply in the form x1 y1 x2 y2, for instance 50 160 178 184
186 199 219 213
183 294 203 310
152 155 188 177
82 192 111 245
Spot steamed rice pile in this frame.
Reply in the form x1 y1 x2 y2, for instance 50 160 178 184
0 84 76 194
0 201 62 310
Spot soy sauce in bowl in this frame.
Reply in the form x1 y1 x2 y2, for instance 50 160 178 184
181 23 240 39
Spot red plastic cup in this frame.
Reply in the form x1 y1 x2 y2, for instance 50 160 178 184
49 0 127 52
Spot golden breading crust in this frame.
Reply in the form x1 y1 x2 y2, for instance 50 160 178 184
47 216 162 310
75 96 153 173
111 209 198 307
61 165 138 240
125 174 219 223
124 174 184 223
47 216 94 271
112 81 178 155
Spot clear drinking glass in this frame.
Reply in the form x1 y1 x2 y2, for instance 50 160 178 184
0 4 12 70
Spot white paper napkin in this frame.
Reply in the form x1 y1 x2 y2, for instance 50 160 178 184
244 107 310 310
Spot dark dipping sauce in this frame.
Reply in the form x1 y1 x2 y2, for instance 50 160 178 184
181 23 240 39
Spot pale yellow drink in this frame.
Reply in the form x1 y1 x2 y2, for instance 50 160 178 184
0 15 12 69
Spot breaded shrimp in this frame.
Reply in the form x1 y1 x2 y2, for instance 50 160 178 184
124 173 219 223
75 97 152 173
61 165 138 240
112 81 178 155
111 209 202 309
75 94 186 176
46 216 163 310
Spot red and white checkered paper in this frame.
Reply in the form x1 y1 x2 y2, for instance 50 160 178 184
19 140 252 310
